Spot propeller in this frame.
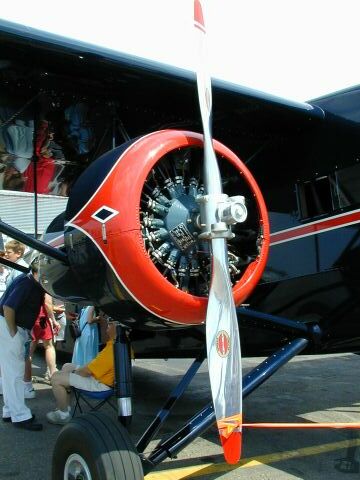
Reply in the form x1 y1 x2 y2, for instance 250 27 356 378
194 0 244 464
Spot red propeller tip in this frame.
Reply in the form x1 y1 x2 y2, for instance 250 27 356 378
194 0 206 33
220 431 242 464
217 414 243 464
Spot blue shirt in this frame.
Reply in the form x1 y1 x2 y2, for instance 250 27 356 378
0 273 44 330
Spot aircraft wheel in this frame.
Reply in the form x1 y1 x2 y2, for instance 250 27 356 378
52 412 144 480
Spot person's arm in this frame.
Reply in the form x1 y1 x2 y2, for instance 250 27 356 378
53 304 65 314
43 293 60 331
87 313 99 324
3 305 17 337
44 293 55 321
73 365 92 377
84 306 97 324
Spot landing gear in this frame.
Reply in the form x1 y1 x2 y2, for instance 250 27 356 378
52 412 144 480
52 309 320 478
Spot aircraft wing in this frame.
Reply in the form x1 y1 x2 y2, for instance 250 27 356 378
0 18 326 151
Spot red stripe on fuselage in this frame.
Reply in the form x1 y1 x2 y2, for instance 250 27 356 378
270 209 360 246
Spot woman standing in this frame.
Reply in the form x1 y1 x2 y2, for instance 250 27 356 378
71 306 100 366
30 293 60 383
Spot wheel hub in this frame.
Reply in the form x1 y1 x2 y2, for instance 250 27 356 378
64 453 92 480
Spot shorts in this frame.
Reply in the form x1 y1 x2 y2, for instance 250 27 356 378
69 372 111 392
32 316 53 341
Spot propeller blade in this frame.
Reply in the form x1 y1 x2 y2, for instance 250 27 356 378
194 0 243 464
206 239 243 463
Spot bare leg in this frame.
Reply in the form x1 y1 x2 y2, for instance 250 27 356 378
24 358 32 383
50 371 71 411
24 341 38 383
42 340 57 376
62 363 77 373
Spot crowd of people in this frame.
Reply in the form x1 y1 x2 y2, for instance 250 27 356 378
0 239 115 431
0 101 94 196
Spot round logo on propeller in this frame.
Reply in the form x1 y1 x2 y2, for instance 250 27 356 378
216 330 230 358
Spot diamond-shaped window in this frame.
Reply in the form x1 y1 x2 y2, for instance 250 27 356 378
91 206 119 223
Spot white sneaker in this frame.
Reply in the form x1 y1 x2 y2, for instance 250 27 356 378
46 409 70 425
24 388 36 399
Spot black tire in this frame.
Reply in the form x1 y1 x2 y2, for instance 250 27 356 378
52 412 144 480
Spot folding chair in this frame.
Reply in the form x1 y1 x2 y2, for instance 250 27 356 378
72 388 115 417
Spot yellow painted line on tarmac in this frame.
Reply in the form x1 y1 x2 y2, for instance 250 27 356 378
144 438 360 480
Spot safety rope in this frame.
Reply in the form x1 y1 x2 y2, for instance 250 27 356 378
243 422 360 429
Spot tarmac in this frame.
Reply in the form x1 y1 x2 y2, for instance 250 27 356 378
0 350 360 479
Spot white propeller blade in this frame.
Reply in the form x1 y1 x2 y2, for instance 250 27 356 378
194 0 243 464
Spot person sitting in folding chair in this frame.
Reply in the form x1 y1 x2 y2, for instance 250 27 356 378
46 320 116 425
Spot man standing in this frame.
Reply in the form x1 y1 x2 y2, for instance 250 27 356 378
0 256 44 431
2 239 36 398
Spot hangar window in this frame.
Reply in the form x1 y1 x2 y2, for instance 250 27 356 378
297 176 333 220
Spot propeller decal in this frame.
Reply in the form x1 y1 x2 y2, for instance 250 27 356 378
216 330 230 357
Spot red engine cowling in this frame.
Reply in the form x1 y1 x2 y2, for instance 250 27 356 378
45 130 269 327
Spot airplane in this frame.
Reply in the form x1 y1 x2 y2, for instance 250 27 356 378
1 2 360 478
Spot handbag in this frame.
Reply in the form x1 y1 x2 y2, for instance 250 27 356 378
39 305 48 329
69 319 87 340
39 316 48 329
